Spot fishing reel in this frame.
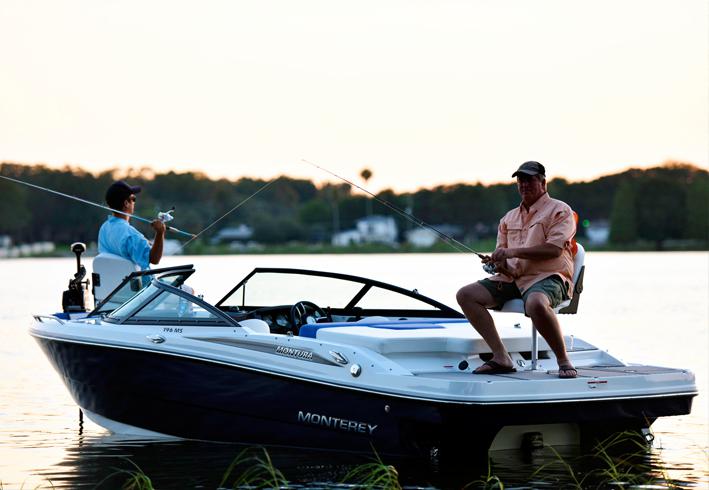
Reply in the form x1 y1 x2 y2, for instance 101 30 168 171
482 262 497 275
62 242 90 313
157 207 175 223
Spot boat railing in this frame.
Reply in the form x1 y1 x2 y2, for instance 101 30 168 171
33 314 66 325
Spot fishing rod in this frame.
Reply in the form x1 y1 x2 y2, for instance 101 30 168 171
0 173 196 238
301 159 499 273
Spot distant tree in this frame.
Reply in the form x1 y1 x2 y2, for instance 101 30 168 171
609 180 638 244
0 172 31 237
1 161 706 249
251 213 305 244
299 199 331 229
360 168 373 216
685 175 709 241
635 176 686 247
320 183 351 235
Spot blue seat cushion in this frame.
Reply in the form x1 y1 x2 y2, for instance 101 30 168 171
299 322 444 339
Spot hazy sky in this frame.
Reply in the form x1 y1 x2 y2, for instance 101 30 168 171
1 0 707 191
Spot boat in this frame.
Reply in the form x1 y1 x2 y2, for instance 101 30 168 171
29 243 697 461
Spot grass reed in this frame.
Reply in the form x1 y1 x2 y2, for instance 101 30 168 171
340 448 402 490
218 446 288 489
527 429 684 489
462 457 505 489
96 458 154 490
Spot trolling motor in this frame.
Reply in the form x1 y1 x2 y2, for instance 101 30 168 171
62 242 90 313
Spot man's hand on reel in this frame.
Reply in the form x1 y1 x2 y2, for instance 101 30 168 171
481 248 517 278
481 254 497 275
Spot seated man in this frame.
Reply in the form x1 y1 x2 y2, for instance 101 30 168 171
456 161 578 378
98 180 166 270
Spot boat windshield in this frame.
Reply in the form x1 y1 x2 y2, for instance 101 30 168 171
106 282 231 326
217 269 456 314
107 283 161 320
91 266 194 316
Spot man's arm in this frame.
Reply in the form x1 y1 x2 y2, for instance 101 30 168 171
491 206 573 262
482 217 520 278
149 220 166 265
491 243 562 262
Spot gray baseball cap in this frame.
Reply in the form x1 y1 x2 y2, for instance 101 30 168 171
512 161 546 178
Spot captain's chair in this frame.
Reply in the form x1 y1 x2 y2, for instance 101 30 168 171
92 253 140 308
499 242 586 370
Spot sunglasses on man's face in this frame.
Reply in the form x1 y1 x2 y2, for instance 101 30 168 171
128 196 137 202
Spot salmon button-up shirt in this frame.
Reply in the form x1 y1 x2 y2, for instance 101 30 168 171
490 192 576 296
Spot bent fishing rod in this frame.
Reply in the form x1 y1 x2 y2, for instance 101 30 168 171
301 159 495 261
0 173 196 238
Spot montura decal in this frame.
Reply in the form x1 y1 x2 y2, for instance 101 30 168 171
275 345 314 360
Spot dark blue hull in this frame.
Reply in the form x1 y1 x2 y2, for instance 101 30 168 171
35 337 694 458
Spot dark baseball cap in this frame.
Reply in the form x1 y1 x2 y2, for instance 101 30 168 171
106 180 142 210
512 161 546 178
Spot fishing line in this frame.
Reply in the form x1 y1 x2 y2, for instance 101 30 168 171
0 173 196 238
175 177 280 252
300 159 490 258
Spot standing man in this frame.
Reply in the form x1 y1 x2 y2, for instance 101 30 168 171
98 180 166 270
456 161 578 378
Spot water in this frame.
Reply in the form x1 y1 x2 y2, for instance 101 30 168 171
1 252 707 488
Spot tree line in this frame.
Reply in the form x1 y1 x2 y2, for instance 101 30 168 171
0 161 706 249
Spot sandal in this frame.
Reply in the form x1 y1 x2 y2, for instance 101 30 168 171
473 360 517 375
558 363 578 379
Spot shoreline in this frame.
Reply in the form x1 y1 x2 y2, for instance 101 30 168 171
3 239 707 258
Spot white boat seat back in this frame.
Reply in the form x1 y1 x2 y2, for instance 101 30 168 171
92 253 140 306
238 318 271 334
500 243 585 315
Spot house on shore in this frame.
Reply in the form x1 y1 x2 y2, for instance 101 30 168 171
332 216 398 246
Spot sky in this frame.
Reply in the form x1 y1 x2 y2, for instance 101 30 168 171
1 0 707 192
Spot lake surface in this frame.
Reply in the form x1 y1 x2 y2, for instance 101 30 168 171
0 252 707 488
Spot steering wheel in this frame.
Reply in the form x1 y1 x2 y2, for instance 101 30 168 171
289 301 326 332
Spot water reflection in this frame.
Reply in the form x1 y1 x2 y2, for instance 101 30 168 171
35 434 378 489
28 432 706 489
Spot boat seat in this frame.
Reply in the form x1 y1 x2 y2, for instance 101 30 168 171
300 321 445 339
500 243 585 315
312 324 551 355
92 253 140 307
238 318 271 334
499 242 586 370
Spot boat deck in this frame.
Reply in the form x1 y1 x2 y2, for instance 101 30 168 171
417 364 689 380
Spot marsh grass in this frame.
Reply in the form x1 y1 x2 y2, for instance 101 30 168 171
340 448 402 489
462 458 504 489
528 430 683 489
97 458 154 490
218 446 288 489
